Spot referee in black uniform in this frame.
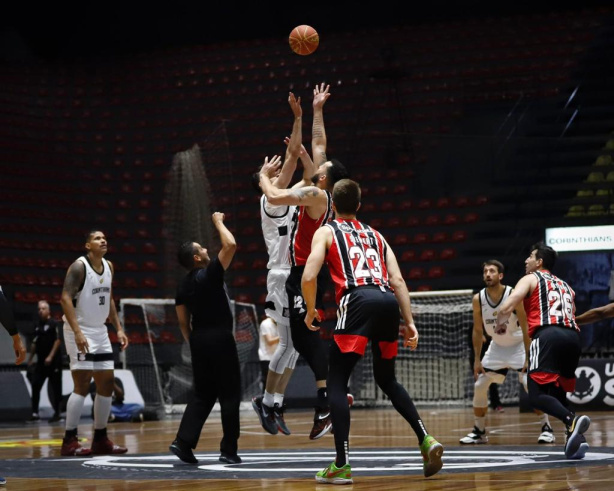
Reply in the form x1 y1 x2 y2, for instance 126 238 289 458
169 212 242 465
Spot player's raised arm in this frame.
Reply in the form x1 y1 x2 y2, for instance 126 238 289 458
274 92 302 190
311 82 330 166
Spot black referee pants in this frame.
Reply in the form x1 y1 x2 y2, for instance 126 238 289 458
176 328 241 456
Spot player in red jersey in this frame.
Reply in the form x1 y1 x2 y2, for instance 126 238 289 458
259 83 349 440
302 179 443 484
496 242 589 460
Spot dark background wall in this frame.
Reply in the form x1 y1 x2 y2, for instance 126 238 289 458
1 1 613 362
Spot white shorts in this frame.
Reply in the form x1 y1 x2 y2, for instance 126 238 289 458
63 323 115 371
264 268 290 327
482 340 525 372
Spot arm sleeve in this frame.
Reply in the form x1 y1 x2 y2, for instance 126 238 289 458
0 288 18 336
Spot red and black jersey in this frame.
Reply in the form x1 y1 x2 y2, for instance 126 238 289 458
523 269 579 338
289 190 333 267
325 218 391 303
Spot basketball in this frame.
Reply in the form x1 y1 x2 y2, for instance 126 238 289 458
289 25 319 56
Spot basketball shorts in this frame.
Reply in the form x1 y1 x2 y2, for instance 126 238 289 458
264 268 290 328
63 323 114 370
334 286 399 358
529 325 581 381
286 265 327 327
482 339 526 372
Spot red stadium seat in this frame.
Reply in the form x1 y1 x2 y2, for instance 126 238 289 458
432 231 449 243
232 275 249 287
393 234 409 246
425 215 440 226
413 233 429 244
401 250 417 262
419 249 436 261
436 197 450 208
452 230 468 242
464 212 479 223
443 213 459 225
428 266 445 278
408 267 425 280
440 248 457 260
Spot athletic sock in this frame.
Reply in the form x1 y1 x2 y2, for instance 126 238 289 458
263 390 274 408
476 416 486 432
94 394 113 430
65 393 85 432
274 393 284 406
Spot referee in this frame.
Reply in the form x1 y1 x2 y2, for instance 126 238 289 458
169 212 242 465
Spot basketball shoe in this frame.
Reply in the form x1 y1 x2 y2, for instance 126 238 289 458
315 461 353 484
61 435 92 456
252 396 278 435
420 435 444 477
459 426 488 444
538 423 555 444
565 415 590 459
309 407 332 440
272 403 291 435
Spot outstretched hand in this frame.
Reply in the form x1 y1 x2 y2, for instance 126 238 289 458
313 82 330 109
288 92 302 118
260 155 282 178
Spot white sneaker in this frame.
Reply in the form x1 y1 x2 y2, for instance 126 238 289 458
460 426 488 444
538 423 556 443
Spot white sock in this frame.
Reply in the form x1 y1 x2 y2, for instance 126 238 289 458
475 416 486 432
263 391 274 407
65 393 85 431
94 394 113 430
274 393 284 406
540 413 550 426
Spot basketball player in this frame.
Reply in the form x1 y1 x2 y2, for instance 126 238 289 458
302 179 443 484
496 242 589 460
60 230 129 456
259 83 350 440
460 260 554 445
576 302 614 324
0 285 26 365
0 286 25 486
169 212 242 465
251 92 312 436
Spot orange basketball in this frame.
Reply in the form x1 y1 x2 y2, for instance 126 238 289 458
289 25 319 56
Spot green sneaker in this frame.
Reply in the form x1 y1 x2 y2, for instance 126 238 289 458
420 435 444 477
315 461 353 485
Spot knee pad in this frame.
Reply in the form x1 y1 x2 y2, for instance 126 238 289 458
473 372 503 408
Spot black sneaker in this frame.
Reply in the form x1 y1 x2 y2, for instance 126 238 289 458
309 407 332 440
273 403 291 435
169 438 198 464
252 396 278 435
219 453 242 464
565 415 590 459
27 413 40 423
48 414 64 423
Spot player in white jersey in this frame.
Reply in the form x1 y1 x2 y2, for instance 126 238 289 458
460 260 554 445
251 91 313 435
60 230 129 456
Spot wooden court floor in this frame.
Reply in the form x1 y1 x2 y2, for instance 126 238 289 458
1 405 613 490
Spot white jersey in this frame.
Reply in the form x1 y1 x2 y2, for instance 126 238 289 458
260 195 294 270
480 285 523 348
64 256 113 328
